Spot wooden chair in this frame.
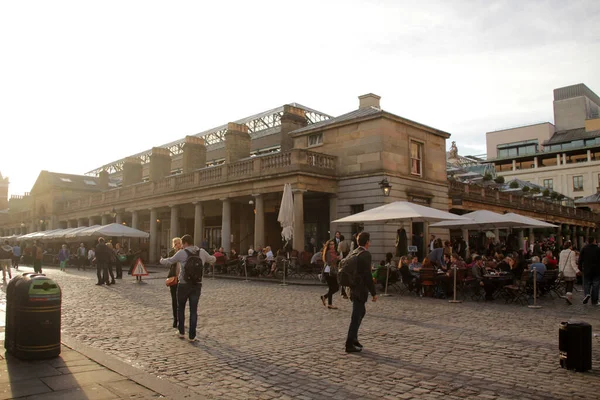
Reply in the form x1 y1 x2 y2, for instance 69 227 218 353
502 270 530 305
419 268 436 297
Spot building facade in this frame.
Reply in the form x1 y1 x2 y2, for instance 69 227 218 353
0 94 451 262
487 83 600 200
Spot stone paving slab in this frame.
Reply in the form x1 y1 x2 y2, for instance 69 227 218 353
2 265 600 399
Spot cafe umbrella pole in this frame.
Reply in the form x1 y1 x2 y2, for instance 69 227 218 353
449 265 462 304
381 264 392 297
528 266 542 309
280 258 288 287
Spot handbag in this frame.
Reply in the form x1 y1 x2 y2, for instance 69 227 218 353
165 276 178 287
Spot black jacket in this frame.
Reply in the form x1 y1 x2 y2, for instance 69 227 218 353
351 249 376 302
578 243 600 276
95 243 112 264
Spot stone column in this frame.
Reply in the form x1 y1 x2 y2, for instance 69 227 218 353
67 220 74 229
562 153 567 165
512 160 516 171
88 217 95 226
253 194 264 249
556 154 561 166
221 199 231 253
534 157 538 168
462 228 470 254
557 224 563 247
150 209 158 263
570 225 576 245
518 230 525 251
578 227 584 250
587 149 592 162
293 190 305 252
116 213 123 225
29 220 36 233
494 229 500 244
77 218 85 228
528 228 534 248
101 215 109 225
193 202 204 248
170 205 179 238
131 211 139 230
329 195 338 238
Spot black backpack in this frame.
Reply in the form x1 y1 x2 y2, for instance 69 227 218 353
183 249 203 285
337 248 365 287
0 245 13 259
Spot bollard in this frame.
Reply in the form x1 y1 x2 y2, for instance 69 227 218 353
528 266 542 309
211 263 215 280
449 266 462 303
381 265 392 297
243 258 249 282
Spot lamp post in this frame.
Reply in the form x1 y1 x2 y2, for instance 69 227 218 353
379 178 392 197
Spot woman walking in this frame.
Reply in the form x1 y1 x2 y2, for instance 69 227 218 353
58 244 70 272
320 240 340 309
167 237 182 328
559 241 580 305
105 242 117 285
114 242 126 279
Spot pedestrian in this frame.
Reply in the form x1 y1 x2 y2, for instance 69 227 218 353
12 243 21 270
345 232 378 353
32 241 43 273
87 246 96 270
167 237 182 329
114 242 126 279
58 244 70 272
76 243 87 271
0 240 13 281
160 234 216 342
105 242 117 285
320 240 340 309
94 237 111 286
558 241 580 305
578 236 600 305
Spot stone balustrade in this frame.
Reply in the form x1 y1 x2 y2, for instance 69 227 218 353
57 149 337 213
449 180 600 223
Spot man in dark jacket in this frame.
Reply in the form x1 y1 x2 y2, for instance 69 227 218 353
578 236 600 305
345 232 377 353
95 237 111 286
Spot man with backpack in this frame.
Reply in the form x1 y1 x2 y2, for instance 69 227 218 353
338 232 377 353
160 234 216 342
0 240 13 281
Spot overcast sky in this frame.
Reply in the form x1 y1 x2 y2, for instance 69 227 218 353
1 0 599 197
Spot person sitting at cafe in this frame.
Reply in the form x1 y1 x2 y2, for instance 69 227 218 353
496 257 511 273
529 256 546 282
408 256 422 277
544 250 557 270
399 256 421 294
472 256 494 300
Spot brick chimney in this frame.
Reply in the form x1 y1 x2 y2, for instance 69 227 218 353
225 122 251 163
358 93 381 110
0 173 8 210
182 136 207 173
149 147 172 182
122 157 143 186
98 170 109 189
280 105 308 151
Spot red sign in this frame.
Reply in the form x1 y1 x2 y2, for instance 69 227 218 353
131 258 149 276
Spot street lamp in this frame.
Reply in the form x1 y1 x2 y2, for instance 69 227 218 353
379 178 392 197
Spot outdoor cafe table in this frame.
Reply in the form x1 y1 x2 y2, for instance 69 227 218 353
483 273 513 299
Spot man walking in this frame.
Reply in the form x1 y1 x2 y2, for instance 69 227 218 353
77 243 87 271
160 234 215 342
94 237 111 285
0 240 13 281
32 241 43 273
12 243 21 270
345 232 377 353
579 236 600 305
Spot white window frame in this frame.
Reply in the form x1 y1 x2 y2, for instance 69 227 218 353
410 140 423 177
573 175 584 192
308 133 323 147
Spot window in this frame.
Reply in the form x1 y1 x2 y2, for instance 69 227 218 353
308 133 323 147
83 180 97 186
350 204 364 236
410 141 423 176
60 178 72 183
543 179 553 190
573 176 584 191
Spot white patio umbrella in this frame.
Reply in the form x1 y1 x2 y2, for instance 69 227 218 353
63 225 102 239
277 183 294 244
75 223 150 239
332 201 470 224
430 210 526 230
501 213 558 229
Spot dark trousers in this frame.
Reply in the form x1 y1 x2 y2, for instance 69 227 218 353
565 279 574 293
78 256 86 271
323 273 339 305
33 259 42 273
107 263 115 282
177 283 201 339
346 299 366 347
97 262 109 283
170 284 178 325
116 261 123 279
12 256 19 269
583 273 600 304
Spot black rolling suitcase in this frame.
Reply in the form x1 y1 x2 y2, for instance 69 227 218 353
559 321 592 372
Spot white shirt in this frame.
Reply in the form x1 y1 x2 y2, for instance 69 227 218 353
88 249 95 260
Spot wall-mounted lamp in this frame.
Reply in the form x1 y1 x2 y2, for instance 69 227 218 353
379 178 392 197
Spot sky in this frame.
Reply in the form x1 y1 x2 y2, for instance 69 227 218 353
1 0 599 197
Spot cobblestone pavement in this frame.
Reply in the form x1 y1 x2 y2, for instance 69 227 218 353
2 266 600 400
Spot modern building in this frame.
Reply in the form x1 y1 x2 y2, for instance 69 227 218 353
0 94 452 262
487 83 600 200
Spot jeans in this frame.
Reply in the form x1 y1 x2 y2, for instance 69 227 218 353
177 283 201 339
97 262 109 284
583 274 600 304
170 284 178 325
323 273 339 305
346 299 366 347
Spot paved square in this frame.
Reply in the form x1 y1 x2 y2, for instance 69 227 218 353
3 267 600 399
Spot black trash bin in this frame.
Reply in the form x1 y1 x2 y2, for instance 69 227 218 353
559 320 592 372
5 273 62 360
